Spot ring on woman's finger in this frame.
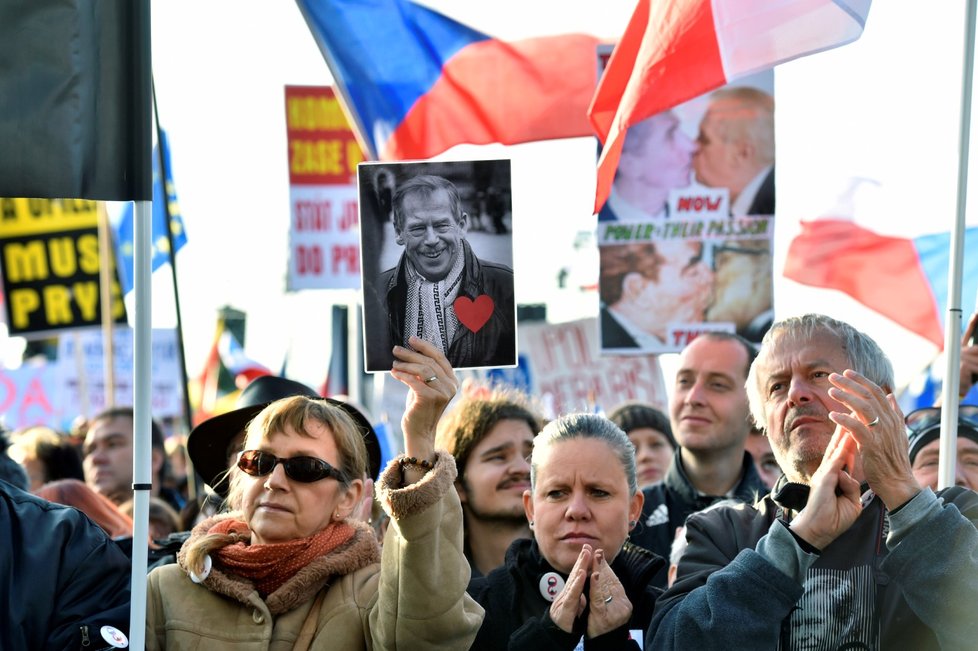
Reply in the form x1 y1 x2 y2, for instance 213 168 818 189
867 416 880 427
603 595 613 604
424 375 438 384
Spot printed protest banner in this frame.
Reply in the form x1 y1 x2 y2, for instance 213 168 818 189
377 316 667 443
516 317 668 417
0 198 127 336
598 214 774 354
593 51 775 355
0 328 183 431
285 85 365 290
594 46 774 222
358 158 516 372
57 327 184 420
0 363 60 431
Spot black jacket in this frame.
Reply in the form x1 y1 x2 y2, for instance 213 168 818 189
629 449 766 585
0 479 132 650
365 239 515 370
468 537 665 650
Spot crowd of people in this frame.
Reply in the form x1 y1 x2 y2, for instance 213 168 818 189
2 313 977 650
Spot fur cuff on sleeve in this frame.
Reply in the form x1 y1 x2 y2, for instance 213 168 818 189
377 450 457 520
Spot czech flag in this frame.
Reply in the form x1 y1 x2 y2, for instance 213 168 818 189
588 0 872 212
785 220 978 349
295 0 606 160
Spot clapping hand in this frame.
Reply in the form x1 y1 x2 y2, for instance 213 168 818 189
789 426 862 550
827 370 920 510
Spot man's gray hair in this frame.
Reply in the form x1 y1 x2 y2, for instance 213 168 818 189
708 86 775 165
746 314 895 431
529 413 638 496
392 174 463 231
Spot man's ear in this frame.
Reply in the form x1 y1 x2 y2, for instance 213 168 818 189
455 478 468 505
457 211 469 232
733 138 755 165
622 271 647 299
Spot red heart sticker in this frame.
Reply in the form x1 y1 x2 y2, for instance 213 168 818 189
453 295 494 333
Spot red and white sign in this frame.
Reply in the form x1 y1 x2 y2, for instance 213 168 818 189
520 318 668 416
285 85 365 291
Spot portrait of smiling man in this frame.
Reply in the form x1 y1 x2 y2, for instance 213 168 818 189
360 161 516 372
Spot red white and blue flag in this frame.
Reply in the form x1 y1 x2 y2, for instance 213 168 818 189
294 0 608 160
785 220 978 350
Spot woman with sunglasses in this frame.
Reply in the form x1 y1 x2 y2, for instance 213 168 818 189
146 337 483 650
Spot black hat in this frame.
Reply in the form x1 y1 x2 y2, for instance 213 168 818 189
607 401 677 450
905 405 978 464
187 376 382 497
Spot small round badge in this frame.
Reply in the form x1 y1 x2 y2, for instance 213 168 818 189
189 554 212 584
538 571 565 602
100 625 129 648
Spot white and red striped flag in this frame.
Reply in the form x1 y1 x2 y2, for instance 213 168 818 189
589 0 872 212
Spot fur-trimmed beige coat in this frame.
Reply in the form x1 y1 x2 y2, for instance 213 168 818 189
145 452 483 650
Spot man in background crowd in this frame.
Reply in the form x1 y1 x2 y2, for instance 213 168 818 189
435 384 543 577
630 332 765 578
82 406 184 512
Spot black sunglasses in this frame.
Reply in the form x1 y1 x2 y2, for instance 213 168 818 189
237 450 348 484
905 405 978 434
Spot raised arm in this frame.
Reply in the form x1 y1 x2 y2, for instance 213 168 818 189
368 335 484 649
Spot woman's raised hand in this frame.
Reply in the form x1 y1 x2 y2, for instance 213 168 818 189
391 336 457 477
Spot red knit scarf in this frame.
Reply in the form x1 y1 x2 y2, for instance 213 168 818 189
208 518 355 597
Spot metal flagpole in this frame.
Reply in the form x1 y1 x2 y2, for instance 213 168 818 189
129 0 153 647
130 199 153 651
939 0 977 489
151 79 199 500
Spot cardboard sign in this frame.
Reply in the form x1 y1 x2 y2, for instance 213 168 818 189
517 318 667 416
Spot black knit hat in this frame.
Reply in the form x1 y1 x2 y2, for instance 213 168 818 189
905 405 978 464
607 402 676 450
188 376 382 497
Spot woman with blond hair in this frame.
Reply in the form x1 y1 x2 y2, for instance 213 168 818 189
145 337 482 650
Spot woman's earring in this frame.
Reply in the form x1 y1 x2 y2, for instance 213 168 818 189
529 521 534 528
628 520 637 529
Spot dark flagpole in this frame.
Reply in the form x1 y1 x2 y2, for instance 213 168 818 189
151 77 198 499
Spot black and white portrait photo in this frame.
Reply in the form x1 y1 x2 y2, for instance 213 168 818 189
358 159 517 372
